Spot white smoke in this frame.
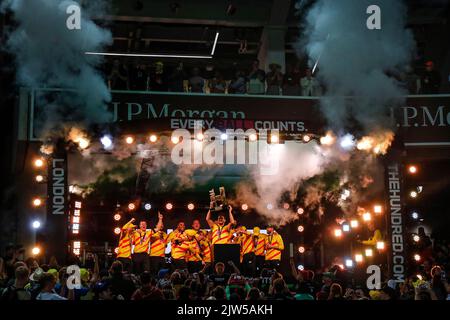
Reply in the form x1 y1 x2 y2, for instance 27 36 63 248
3 0 112 135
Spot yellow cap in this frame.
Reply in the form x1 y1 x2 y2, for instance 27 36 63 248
253 227 260 235
80 268 90 283
185 229 197 237
240 226 247 232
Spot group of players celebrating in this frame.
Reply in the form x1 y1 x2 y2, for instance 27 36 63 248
115 204 284 276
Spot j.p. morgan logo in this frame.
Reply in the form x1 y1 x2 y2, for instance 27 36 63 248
397 105 450 128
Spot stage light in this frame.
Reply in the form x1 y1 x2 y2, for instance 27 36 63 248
374 205 382 214
408 165 417 174
78 137 90 149
320 133 335 146
32 198 42 207
342 224 350 232
355 254 363 263
350 220 359 228
248 133 257 142
149 134 158 143
411 211 419 219
414 254 421 262
362 212 371 222
114 227 121 235
303 135 311 142
334 229 342 237
125 136 134 144
113 214 121 221
220 133 228 140
196 133 204 141
365 249 373 257
34 158 44 168
32 220 41 229
298 246 305 253
297 225 304 233
171 136 180 144
297 208 304 215
345 259 354 268
417 274 423 280
241 204 248 211
128 203 136 211
266 203 274 210
413 235 420 242
283 203 290 210
35 175 44 183
376 241 385 250
31 247 41 256
100 135 113 149
339 134 355 150
114 247 119 255
409 190 418 198
187 203 195 211
297 264 304 271
270 134 279 144
165 203 173 210
417 186 423 193
144 203 152 211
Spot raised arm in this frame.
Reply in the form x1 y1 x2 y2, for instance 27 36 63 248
206 202 215 228
155 212 164 231
228 205 236 226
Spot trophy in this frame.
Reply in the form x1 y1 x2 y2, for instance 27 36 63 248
209 187 227 212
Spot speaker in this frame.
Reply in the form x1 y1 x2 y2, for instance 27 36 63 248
213 244 240 265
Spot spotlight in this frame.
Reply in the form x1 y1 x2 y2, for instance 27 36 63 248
32 220 41 229
408 165 417 174
35 175 44 183
171 136 180 144
114 227 121 235
31 247 41 256
78 138 90 149
350 220 359 228
149 134 158 143
298 246 305 253
345 259 354 268
374 205 382 214
283 203 290 210
113 214 121 221
302 135 311 143
411 211 419 219
409 191 418 198
413 235 420 242
342 224 350 232
270 134 279 144
297 208 304 215
297 225 304 232
362 212 371 222
196 133 204 141
297 264 305 271
266 203 273 210
187 203 195 211
376 241 385 250
100 135 113 149
165 202 173 210
220 133 228 140
32 198 42 207
320 133 335 146
144 203 152 211
248 133 257 142
114 247 119 254
34 158 44 168
125 136 134 144
128 203 136 211
339 134 355 150
355 254 363 263
365 248 373 257
414 254 421 262
334 229 342 237
241 204 248 211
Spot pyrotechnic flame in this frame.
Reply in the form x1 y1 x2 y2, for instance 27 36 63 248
67 127 90 150
40 143 54 155
356 131 394 155
320 131 336 146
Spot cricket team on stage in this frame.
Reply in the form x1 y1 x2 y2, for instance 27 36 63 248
115 204 284 276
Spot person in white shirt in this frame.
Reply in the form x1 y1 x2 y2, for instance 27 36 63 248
300 68 322 96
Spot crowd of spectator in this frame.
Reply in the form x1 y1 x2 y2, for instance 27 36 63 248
1 238 448 301
104 58 444 96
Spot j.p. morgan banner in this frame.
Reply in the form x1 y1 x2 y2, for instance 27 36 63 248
30 90 450 145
